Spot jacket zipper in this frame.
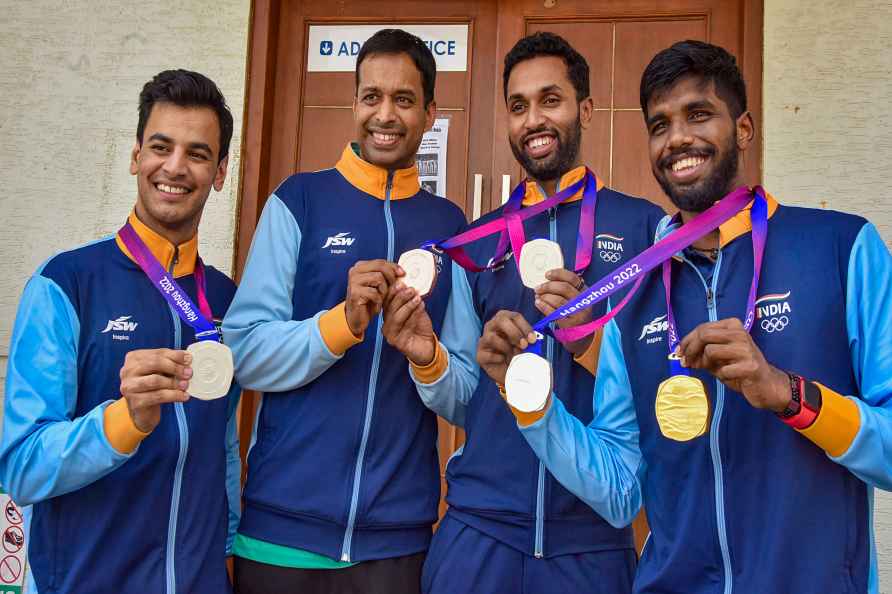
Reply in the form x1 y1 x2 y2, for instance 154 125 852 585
166 247 190 594
340 173 395 562
682 251 733 594
534 206 559 558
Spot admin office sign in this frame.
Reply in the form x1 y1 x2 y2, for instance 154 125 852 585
308 25 468 72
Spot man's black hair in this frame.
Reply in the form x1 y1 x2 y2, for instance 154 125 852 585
355 29 437 107
503 32 590 102
640 40 747 119
137 69 234 163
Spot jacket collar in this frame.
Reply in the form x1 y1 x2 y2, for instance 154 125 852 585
115 211 199 278
521 166 605 206
655 190 781 255
335 143 420 200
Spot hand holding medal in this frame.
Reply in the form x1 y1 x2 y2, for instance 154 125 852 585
119 348 194 432
673 317 794 414
118 223 233 403
499 187 764 435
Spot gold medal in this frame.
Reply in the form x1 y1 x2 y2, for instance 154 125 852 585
655 375 710 442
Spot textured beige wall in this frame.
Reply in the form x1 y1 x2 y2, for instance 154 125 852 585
764 0 892 589
0 0 251 399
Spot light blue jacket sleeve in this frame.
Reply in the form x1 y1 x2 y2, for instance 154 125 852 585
223 194 343 392
410 262 481 427
0 274 132 506
224 383 241 554
832 223 892 490
518 317 643 528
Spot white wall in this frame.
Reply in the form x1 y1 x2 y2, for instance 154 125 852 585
764 0 892 588
0 0 251 399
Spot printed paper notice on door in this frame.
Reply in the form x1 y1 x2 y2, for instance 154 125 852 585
308 25 468 72
0 490 26 593
416 118 449 197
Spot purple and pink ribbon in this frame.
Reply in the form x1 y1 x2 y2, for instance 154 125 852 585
118 222 218 342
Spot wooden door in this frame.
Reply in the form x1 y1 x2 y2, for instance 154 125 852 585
237 0 761 552
491 0 762 214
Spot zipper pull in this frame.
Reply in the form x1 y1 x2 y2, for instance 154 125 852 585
706 287 715 308
169 246 179 274
548 207 556 221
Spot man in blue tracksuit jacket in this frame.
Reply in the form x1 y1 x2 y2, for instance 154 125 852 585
222 30 466 594
0 70 241 594
382 33 664 594
507 41 892 593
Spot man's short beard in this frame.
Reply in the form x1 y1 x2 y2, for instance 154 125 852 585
657 136 739 213
510 117 582 184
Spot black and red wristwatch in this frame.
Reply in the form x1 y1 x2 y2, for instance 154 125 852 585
777 372 823 429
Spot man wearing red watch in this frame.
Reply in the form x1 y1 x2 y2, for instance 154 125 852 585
495 40 892 594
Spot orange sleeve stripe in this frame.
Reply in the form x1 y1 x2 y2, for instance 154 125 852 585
318 302 363 356
573 329 604 376
410 340 448 384
104 398 150 454
798 383 861 458
497 382 551 427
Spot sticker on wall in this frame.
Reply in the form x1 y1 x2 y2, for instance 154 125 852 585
308 25 469 72
0 490 25 593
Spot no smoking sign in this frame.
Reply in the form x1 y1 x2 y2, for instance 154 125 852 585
0 490 26 592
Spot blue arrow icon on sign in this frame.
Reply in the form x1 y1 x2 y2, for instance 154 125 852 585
320 40 333 56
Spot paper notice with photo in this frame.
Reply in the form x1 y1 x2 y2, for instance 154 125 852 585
416 118 449 197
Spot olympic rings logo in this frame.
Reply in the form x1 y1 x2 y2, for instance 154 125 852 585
760 316 789 333
600 250 621 263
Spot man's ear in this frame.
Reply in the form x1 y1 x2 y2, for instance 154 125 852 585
130 141 141 175
424 100 437 133
579 96 594 130
736 111 755 150
213 155 229 192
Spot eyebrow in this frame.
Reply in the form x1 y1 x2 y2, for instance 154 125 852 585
507 84 563 103
358 85 417 97
645 98 718 128
147 133 213 156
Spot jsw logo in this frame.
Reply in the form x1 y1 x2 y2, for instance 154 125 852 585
639 315 668 341
322 232 356 249
102 316 138 333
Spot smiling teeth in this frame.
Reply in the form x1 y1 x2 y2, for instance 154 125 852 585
528 136 554 149
157 183 187 194
373 132 398 142
671 156 706 172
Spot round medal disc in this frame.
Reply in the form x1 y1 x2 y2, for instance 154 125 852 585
186 341 234 401
398 249 437 297
505 352 553 413
655 375 710 441
518 239 564 289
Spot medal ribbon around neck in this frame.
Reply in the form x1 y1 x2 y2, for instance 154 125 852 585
421 170 597 273
523 186 759 354
118 222 219 342
663 187 769 375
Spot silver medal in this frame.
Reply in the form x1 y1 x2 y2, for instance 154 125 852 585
505 352 552 413
398 249 438 297
186 340 234 401
518 239 564 289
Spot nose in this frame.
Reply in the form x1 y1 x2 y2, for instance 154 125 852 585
665 120 694 152
375 96 398 125
523 103 547 132
162 147 188 177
